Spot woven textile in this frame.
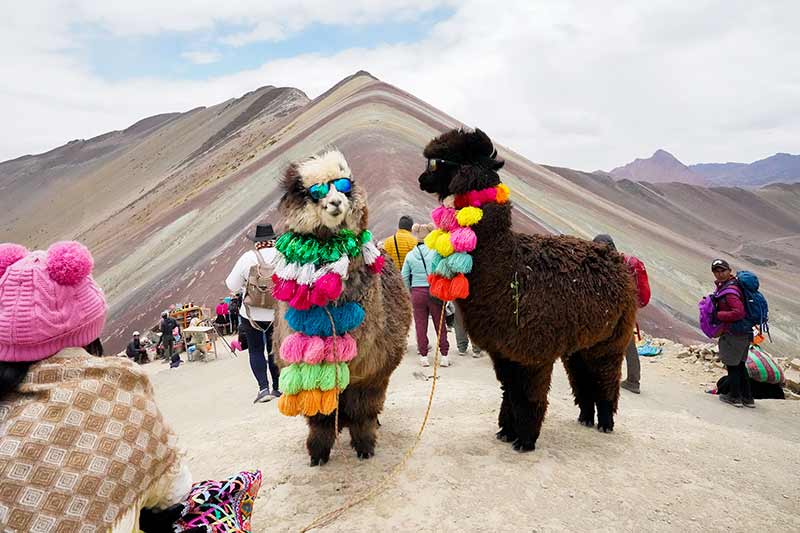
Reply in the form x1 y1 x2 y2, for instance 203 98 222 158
0 348 181 532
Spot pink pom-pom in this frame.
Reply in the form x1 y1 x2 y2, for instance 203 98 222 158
230 340 242 351
46 241 93 286
273 277 298 301
477 187 498 205
280 333 308 363
323 334 358 363
314 273 342 300
370 255 385 274
303 336 326 364
289 284 312 310
432 206 458 231
0 244 28 278
450 227 477 253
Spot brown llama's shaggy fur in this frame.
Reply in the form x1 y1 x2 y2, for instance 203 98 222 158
419 129 637 451
273 150 412 466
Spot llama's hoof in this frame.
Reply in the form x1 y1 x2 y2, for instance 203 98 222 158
596 420 614 433
512 437 536 452
596 400 614 433
495 428 517 443
356 450 374 460
578 414 594 428
309 454 330 467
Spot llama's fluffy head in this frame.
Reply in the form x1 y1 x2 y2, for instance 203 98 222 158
279 150 368 235
419 128 505 200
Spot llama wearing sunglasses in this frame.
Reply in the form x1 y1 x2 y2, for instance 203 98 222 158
272 150 413 466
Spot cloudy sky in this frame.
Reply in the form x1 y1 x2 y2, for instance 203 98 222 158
2 0 798 170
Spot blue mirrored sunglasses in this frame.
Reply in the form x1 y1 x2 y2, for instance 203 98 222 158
308 177 353 201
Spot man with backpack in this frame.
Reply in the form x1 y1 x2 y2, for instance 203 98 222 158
225 223 282 403
593 235 651 394
710 259 756 408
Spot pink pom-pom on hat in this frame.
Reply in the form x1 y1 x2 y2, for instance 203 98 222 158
0 243 28 278
0 241 107 363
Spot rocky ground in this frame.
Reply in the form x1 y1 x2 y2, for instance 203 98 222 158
138 330 800 532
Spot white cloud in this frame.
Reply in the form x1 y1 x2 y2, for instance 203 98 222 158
181 50 222 65
1 0 799 171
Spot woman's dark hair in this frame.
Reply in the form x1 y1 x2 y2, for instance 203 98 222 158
0 338 104 400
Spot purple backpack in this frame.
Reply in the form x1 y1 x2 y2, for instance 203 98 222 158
698 283 741 338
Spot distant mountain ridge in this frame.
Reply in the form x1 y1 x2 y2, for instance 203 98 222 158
609 150 800 187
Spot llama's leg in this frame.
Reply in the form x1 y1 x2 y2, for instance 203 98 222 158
563 352 597 428
508 361 555 452
306 414 336 466
341 385 386 460
490 355 517 442
583 352 623 433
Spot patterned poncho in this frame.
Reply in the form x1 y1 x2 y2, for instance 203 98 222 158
0 348 187 532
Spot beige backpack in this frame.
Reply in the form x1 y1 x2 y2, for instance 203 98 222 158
243 248 276 330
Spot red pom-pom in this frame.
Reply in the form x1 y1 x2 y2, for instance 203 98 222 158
314 273 342 300
273 278 298 301
308 285 329 307
46 241 93 286
429 275 451 301
370 255 385 274
0 243 28 278
450 273 469 299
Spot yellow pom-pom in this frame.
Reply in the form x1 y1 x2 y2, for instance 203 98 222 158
320 388 339 415
278 393 301 416
496 184 510 203
456 206 483 227
424 229 443 250
435 232 454 257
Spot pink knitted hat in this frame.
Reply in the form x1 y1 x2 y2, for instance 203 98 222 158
0 241 107 362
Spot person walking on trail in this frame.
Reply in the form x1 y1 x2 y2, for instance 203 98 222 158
593 234 651 394
126 331 149 364
383 215 418 267
454 305 482 357
226 222 282 403
215 299 230 336
402 231 451 368
159 311 180 361
229 292 241 334
710 258 755 408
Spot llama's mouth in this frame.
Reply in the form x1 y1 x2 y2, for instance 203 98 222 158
326 206 343 217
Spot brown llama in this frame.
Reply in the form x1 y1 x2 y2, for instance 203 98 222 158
418 128 637 451
273 150 412 466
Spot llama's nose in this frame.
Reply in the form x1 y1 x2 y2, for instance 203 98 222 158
328 198 342 207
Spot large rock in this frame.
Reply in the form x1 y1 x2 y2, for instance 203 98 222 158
790 358 800 371
785 369 800 394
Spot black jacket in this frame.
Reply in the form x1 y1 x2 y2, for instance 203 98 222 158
126 339 144 357
160 317 179 335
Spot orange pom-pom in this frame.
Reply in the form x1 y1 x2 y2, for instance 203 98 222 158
429 276 451 301
496 184 510 203
450 273 469 299
320 388 339 415
278 393 301 416
300 389 323 417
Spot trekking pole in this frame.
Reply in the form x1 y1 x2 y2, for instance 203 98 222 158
207 320 238 357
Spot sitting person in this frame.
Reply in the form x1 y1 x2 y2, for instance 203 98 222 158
714 375 785 400
0 242 192 531
126 330 149 364
187 317 209 361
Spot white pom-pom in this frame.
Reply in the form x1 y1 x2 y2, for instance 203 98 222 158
362 241 380 264
296 263 317 285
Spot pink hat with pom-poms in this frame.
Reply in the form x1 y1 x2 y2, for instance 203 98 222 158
0 241 108 362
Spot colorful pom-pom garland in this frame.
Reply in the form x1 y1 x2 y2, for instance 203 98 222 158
425 184 509 301
274 229 381 417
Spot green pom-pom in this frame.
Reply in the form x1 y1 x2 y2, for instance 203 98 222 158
301 364 323 391
445 253 473 274
318 363 338 391
360 230 372 244
337 362 351 390
280 364 304 395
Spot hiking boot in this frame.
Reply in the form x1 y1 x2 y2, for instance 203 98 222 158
719 394 743 408
742 398 756 408
458 350 467 356
472 348 482 358
439 355 451 367
620 380 640 394
254 389 273 403
419 356 430 367
271 389 283 398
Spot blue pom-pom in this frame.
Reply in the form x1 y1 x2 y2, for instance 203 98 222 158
445 253 473 274
286 302 365 336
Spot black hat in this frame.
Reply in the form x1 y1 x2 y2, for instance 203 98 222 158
247 223 276 242
592 234 616 251
711 258 731 271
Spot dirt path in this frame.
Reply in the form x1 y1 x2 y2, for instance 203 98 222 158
149 336 800 532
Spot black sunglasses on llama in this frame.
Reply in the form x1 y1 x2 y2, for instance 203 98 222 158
426 158 460 172
308 177 353 201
